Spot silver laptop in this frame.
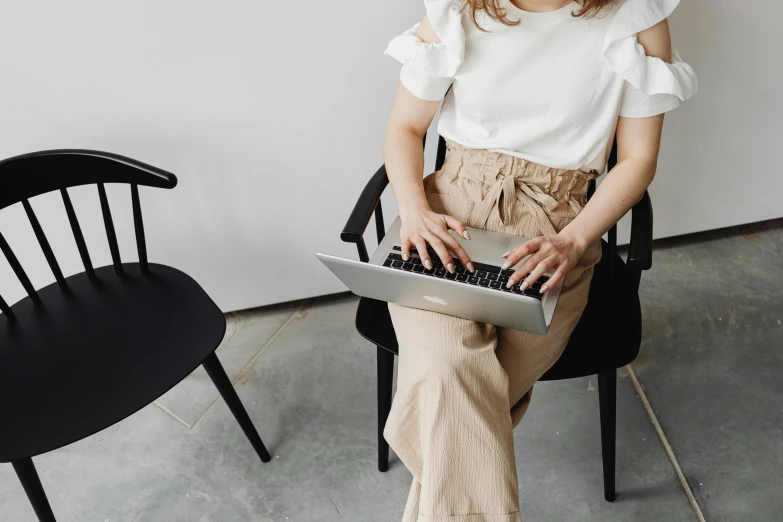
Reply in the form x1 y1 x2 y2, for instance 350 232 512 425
316 217 564 335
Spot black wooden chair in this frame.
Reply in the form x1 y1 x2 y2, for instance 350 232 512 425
0 150 271 522
340 136 652 502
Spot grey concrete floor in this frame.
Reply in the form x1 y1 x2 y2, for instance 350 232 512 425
1 219 781 521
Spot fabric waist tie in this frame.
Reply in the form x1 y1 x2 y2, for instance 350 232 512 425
471 170 561 237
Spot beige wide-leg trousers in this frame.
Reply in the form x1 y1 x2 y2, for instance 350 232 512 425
385 142 602 522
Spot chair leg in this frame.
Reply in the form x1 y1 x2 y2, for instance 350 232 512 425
12 458 56 522
202 351 272 463
377 346 395 473
598 369 617 502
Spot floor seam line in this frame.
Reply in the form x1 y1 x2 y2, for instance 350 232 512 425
152 401 193 429
626 364 707 522
190 303 310 430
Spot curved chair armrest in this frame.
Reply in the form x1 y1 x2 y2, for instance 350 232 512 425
0 149 177 211
626 191 653 271
341 164 389 244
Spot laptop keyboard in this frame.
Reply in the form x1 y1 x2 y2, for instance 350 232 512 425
382 247 548 300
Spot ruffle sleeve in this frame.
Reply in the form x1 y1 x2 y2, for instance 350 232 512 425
384 0 466 101
604 0 699 118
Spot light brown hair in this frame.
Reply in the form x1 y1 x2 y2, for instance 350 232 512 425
465 0 615 29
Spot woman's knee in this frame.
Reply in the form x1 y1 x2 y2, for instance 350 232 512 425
406 342 508 406
407 329 498 376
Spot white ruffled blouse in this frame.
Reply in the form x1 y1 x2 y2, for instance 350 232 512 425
385 0 699 171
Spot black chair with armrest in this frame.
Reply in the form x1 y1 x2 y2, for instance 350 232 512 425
0 150 272 522
340 136 652 502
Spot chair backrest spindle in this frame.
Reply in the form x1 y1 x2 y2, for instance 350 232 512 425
97 183 123 276
357 237 370 263
0 293 14 320
0 230 41 304
131 184 148 274
607 138 619 276
435 136 447 172
22 199 68 291
374 199 386 244
60 188 95 280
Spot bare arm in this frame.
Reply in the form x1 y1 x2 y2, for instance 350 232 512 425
384 17 474 273
503 20 673 291
563 19 672 247
384 84 439 226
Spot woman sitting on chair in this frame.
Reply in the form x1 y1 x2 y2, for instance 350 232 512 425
382 0 697 520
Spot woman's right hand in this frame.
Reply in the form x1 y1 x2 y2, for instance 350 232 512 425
399 205 475 274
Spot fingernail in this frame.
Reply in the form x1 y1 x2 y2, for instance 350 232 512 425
402 253 409 261
424 260 432 270
501 251 510 258
506 279 515 288
520 281 528 291
501 261 511 270
541 285 549 293
463 230 471 240
466 262 475 273
447 263 455 274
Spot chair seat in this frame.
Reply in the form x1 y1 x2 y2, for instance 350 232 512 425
355 240 642 380
0 263 226 462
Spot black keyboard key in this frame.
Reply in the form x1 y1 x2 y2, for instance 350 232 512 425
512 285 524 294
537 276 549 284
411 258 421 265
487 273 498 281
501 269 515 277
388 253 404 262
383 259 393 267
411 246 439 259
490 281 501 289
456 274 468 282
472 262 502 274
501 285 513 292
393 246 401 251
455 265 465 274
433 260 443 269
476 270 487 278
392 260 404 268
435 269 447 278
423 268 436 276
499 275 509 283
524 288 543 299
446 272 457 280
403 262 413 271
468 276 480 285
479 279 490 287
532 281 542 291
413 265 424 273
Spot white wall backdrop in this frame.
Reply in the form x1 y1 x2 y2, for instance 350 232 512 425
631 0 783 240
0 0 779 312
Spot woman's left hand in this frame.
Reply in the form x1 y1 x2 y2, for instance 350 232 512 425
501 232 586 293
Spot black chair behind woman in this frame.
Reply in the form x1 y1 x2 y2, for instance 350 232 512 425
0 150 272 522
341 135 652 503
